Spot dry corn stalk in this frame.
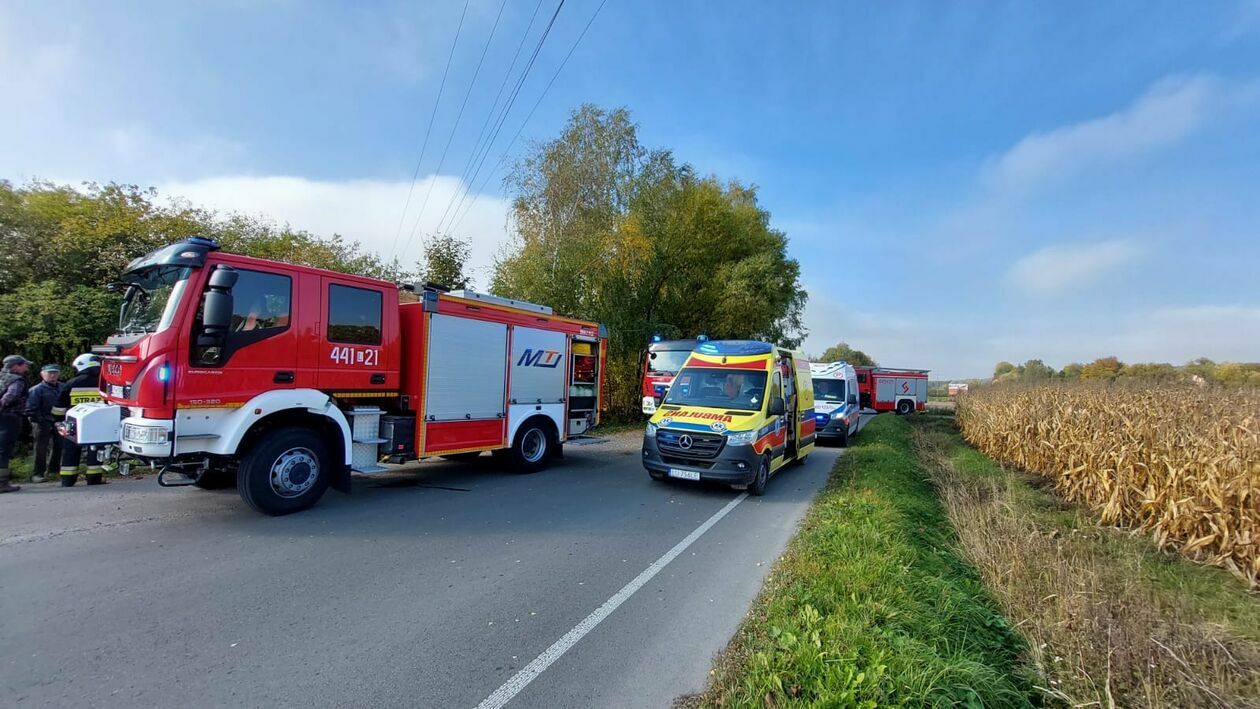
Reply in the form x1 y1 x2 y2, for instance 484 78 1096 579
956 382 1260 588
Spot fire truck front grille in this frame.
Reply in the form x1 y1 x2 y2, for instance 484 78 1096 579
656 429 724 459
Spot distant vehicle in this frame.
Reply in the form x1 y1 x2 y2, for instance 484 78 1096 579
854 366 930 415
948 382 970 396
65 237 608 515
641 336 705 415
809 362 861 446
642 341 814 495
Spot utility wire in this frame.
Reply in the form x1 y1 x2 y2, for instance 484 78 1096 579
389 0 471 260
451 0 608 235
434 0 566 236
431 0 547 235
399 0 512 261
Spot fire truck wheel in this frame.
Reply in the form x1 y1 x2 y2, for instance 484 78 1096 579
748 455 770 496
237 427 331 516
896 399 914 416
510 422 552 474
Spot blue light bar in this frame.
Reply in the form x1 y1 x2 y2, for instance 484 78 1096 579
695 340 773 356
696 334 709 342
652 334 662 343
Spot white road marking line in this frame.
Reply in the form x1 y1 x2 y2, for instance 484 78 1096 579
475 492 750 709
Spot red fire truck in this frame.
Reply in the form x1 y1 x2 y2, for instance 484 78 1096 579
64 238 608 515
853 366 929 414
641 337 704 415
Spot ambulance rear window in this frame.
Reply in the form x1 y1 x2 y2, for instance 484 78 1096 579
328 284 382 345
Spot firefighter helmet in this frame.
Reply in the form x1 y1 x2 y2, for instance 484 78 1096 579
71 353 101 371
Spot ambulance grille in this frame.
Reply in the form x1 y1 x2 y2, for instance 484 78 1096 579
656 429 724 459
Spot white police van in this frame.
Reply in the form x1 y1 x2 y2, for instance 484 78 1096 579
809 362 861 446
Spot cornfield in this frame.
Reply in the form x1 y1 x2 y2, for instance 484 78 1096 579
956 383 1260 588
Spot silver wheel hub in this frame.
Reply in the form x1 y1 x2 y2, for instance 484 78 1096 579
270 447 319 498
521 429 547 463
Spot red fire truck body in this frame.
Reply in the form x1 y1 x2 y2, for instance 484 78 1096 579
853 366 930 415
641 338 702 415
65 238 607 515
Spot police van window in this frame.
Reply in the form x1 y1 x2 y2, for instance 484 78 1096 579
230 270 291 333
328 284 382 345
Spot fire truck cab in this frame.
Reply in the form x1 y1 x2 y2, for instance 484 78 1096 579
64 238 607 515
641 341 814 495
641 337 704 415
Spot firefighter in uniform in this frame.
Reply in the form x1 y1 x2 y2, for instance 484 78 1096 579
0 354 33 493
58 353 106 487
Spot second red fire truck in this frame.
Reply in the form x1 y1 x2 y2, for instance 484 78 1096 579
64 238 608 515
854 366 930 414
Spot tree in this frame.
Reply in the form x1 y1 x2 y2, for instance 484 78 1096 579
1021 359 1055 381
490 105 807 414
817 342 876 366
417 233 471 289
1061 362 1084 380
1079 356 1124 381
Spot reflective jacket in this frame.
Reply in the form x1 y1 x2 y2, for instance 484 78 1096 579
58 366 102 409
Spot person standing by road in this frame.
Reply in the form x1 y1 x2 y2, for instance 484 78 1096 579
25 364 64 483
0 354 33 493
58 353 104 486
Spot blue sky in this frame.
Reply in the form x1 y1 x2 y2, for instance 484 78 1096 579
3 0 1259 377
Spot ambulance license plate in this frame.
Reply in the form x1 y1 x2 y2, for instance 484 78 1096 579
668 468 700 481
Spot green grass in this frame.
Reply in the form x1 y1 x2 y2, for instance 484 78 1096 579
700 415 1037 707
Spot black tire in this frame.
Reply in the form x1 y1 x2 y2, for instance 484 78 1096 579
194 467 236 489
896 399 914 416
441 452 483 463
838 424 850 448
509 421 552 474
237 427 331 516
748 455 770 496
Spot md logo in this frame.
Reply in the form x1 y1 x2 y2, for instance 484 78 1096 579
517 349 563 368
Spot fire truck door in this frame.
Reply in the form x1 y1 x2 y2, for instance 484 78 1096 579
317 280 388 392
875 375 894 404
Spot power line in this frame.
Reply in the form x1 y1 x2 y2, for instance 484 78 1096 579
433 0 567 236
451 0 608 235
398 0 511 261
389 0 471 260
430 0 547 235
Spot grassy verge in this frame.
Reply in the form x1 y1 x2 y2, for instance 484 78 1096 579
909 415 1260 707
698 414 1037 707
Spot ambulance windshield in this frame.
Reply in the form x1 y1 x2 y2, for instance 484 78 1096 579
813 379 846 402
663 368 768 412
647 349 691 375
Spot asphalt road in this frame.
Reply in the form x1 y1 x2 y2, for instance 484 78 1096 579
0 423 863 708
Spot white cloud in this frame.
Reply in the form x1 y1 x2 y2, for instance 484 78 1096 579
158 175 512 285
1006 239 1142 296
984 75 1219 191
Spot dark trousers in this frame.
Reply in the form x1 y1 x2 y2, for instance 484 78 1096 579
0 413 19 469
31 422 63 478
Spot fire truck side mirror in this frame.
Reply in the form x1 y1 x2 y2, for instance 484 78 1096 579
201 267 239 334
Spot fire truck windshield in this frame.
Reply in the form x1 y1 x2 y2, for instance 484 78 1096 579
813 379 846 401
117 265 192 334
647 349 691 375
662 368 768 412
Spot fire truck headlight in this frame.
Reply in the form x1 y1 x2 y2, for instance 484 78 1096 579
726 430 756 446
122 423 169 445
644 423 658 436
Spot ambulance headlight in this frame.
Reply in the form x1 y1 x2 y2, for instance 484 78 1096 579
645 423 658 436
123 423 169 445
725 430 757 446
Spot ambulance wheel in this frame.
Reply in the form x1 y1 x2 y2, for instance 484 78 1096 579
510 422 552 474
748 455 770 496
237 427 331 516
896 399 914 415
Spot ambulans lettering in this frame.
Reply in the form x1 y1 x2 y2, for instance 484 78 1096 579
517 349 562 368
666 410 734 423
330 345 379 366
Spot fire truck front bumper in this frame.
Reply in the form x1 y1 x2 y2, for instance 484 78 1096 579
641 432 760 485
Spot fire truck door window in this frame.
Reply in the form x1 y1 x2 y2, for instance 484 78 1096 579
192 268 291 367
327 285 382 345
